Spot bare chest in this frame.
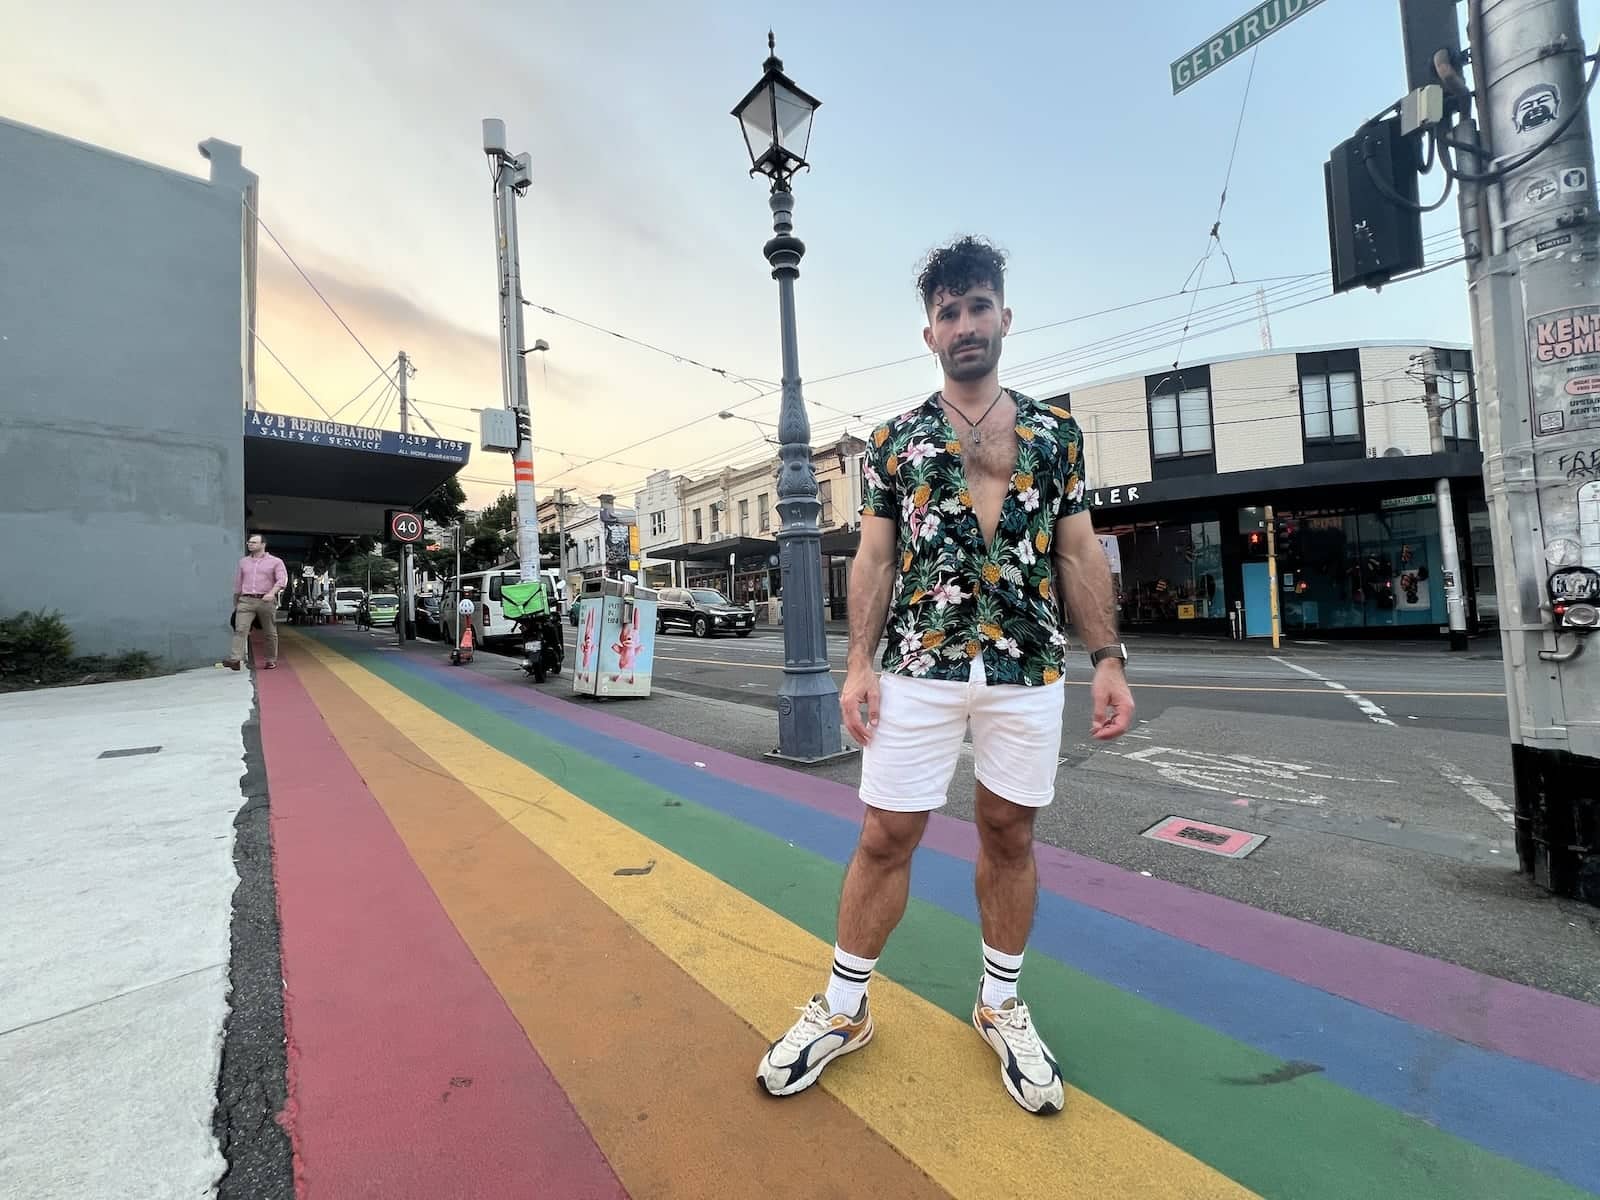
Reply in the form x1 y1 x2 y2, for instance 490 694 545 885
960 427 1018 544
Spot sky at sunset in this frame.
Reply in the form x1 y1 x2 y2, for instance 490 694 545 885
8 0 1600 510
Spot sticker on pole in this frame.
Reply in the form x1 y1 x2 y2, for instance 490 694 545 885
389 511 424 543
1529 306 1600 436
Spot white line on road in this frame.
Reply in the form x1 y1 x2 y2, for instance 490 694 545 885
1431 757 1515 825
1272 657 1396 726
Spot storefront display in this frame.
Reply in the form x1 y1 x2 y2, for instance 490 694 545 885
1099 518 1229 626
1271 498 1449 631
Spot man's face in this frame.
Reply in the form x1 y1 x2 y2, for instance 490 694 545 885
923 285 1011 383
246 535 265 555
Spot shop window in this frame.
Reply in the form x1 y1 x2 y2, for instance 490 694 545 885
1146 369 1215 479
1298 350 1364 461
1433 349 1477 448
1271 498 1448 631
1101 517 1229 625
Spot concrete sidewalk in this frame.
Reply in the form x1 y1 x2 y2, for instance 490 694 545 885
0 669 255 1200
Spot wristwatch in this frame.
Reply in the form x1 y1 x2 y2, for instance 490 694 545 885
1090 643 1128 668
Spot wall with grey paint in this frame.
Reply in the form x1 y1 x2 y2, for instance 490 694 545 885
0 119 252 668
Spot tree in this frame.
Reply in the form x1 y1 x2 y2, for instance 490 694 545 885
464 491 516 573
415 477 466 529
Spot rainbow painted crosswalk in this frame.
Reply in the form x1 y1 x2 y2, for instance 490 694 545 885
257 629 1600 1199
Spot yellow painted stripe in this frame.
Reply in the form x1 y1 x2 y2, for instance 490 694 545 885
652 653 1506 698
294 636 1255 1199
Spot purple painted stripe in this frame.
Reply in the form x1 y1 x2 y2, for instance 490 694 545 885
422 658 1600 1084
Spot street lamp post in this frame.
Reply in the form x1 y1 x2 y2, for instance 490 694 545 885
733 33 846 763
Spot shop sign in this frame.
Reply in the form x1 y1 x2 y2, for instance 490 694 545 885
1088 485 1143 508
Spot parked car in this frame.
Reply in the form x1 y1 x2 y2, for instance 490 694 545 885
655 587 755 638
361 593 400 627
416 594 444 638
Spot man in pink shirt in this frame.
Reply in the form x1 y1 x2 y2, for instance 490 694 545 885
226 533 288 670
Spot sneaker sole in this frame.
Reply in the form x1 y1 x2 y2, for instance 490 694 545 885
972 1010 1063 1117
757 1015 874 1098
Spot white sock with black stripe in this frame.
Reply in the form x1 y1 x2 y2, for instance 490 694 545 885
823 945 877 1017
982 942 1025 1009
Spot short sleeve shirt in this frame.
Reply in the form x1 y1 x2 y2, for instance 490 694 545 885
860 389 1087 686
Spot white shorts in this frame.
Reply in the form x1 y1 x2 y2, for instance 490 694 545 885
858 658 1066 812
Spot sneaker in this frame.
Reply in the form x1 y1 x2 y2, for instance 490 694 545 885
756 993 873 1097
972 984 1064 1115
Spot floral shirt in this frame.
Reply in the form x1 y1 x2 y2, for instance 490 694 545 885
860 390 1087 686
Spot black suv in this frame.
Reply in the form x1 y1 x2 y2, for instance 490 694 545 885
656 587 755 638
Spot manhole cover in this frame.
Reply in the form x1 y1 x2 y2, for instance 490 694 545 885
98 746 163 759
1141 816 1265 859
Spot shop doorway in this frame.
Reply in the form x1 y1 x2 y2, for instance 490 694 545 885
1242 563 1274 638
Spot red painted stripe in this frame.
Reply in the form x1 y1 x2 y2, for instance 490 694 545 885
258 657 628 1200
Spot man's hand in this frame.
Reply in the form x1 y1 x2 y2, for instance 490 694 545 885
840 664 881 746
1089 663 1134 741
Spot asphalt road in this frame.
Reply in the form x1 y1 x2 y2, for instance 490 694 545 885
645 629 1512 735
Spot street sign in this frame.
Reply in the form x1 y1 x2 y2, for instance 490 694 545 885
389 511 423 543
1171 0 1328 95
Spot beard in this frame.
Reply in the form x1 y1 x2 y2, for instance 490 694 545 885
938 331 1003 382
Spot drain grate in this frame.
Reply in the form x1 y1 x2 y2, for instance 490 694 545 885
98 745 163 759
1141 816 1265 859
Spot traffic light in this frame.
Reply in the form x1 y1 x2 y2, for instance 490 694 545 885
1325 117 1425 294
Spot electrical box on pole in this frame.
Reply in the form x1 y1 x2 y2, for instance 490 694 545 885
1324 118 1426 293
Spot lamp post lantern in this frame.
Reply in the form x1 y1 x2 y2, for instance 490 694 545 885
733 33 845 763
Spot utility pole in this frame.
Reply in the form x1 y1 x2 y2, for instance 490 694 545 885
1455 0 1600 899
1422 351 1470 650
554 486 570 590
1264 503 1282 650
397 349 415 643
482 119 539 583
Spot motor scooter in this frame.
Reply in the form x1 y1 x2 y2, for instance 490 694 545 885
500 579 564 683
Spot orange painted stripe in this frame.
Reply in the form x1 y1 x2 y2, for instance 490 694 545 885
287 644 952 1200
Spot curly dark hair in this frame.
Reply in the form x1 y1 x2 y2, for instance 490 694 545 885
915 236 1007 309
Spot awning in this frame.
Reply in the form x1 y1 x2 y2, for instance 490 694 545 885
648 535 779 562
243 410 471 538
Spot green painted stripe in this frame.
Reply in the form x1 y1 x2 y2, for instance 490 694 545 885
330 642 1594 1200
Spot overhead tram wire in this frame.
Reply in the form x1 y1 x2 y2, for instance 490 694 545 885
535 233 1464 490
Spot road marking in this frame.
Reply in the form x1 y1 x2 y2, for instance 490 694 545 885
1431 758 1515 825
1102 744 1401 808
650 654 1504 698
1271 658 1396 726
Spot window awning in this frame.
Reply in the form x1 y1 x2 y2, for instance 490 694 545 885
648 535 779 562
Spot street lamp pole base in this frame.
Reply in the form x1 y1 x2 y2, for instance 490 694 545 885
769 675 849 764
765 742 859 766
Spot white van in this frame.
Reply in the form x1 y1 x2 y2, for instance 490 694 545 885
444 567 566 648
332 587 365 620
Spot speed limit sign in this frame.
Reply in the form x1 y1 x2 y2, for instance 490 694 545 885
388 511 423 543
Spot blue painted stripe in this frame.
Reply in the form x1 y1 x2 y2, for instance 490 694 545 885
375 648 1600 1192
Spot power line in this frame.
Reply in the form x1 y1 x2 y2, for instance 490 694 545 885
252 333 332 418
246 200 401 392
523 301 776 394
332 360 396 420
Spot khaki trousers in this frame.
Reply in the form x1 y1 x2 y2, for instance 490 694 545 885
230 596 279 663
